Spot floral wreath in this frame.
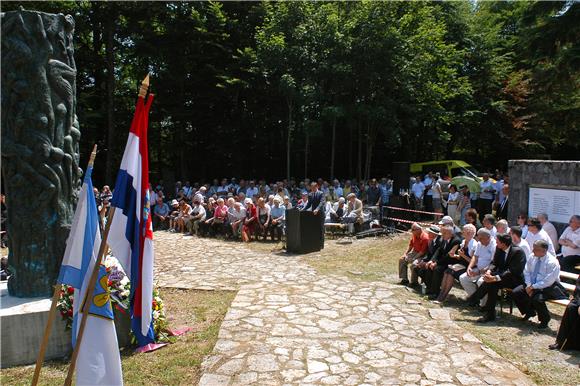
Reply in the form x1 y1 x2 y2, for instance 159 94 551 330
57 254 170 344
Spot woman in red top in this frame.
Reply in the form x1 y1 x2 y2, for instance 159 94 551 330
208 198 228 236
242 199 258 242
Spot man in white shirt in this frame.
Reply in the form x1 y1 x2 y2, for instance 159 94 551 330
482 214 498 238
537 213 558 252
511 240 567 328
510 226 531 258
411 176 426 211
478 173 495 220
460 228 496 305
559 215 580 272
526 217 556 255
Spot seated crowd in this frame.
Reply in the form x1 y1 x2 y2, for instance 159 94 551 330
129 177 393 241
399 212 580 351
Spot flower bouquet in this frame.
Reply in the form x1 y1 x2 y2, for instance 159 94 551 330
56 254 170 345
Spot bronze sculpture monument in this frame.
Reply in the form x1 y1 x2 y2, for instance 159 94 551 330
1 9 82 297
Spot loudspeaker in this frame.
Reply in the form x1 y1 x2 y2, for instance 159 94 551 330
392 162 410 196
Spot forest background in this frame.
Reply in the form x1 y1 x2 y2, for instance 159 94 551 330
2 1 578 185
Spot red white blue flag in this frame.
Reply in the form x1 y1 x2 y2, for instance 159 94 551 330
109 91 155 347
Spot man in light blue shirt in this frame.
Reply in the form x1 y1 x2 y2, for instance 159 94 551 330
333 179 343 198
511 240 568 328
268 197 286 241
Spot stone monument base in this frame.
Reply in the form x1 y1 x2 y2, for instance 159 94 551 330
0 282 71 368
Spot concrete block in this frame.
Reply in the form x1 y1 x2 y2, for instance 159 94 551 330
1 282 71 368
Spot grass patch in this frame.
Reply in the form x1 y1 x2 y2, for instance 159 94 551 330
306 234 409 281
1 288 235 386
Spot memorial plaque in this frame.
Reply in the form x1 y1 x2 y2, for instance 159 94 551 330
528 187 580 224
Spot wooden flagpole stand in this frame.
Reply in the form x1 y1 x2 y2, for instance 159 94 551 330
31 145 98 386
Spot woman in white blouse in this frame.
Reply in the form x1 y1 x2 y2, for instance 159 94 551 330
446 185 460 224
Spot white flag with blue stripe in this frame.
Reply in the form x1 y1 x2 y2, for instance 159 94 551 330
58 166 123 385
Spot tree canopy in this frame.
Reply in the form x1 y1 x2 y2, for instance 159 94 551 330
2 1 578 185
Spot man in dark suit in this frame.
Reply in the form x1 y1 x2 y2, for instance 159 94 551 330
422 225 462 299
303 182 326 249
496 184 509 220
467 233 526 323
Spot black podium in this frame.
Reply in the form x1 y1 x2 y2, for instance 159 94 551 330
286 208 323 254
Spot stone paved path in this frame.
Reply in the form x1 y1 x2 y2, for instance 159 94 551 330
155 232 533 386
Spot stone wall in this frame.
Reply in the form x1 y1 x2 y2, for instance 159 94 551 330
508 160 580 233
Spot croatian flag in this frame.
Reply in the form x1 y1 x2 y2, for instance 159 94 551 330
108 91 156 347
58 166 123 385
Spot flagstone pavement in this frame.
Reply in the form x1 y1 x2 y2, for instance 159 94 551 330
154 232 533 386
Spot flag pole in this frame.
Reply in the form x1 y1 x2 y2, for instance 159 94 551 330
64 75 150 386
31 144 98 386
63 207 116 386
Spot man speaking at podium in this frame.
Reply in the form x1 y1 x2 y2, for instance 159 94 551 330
301 182 326 249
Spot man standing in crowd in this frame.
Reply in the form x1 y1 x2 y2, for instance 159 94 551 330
559 215 580 272
467 233 527 323
366 178 383 220
478 173 495 221
537 213 558 252
512 240 567 328
302 182 326 250
496 184 509 220
246 180 259 200
423 171 434 213
411 176 425 211
399 223 429 287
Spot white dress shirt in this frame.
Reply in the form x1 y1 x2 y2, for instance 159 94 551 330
526 229 556 255
541 221 559 251
516 239 531 258
559 226 580 257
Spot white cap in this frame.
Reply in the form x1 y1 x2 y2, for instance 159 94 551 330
438 215 454 225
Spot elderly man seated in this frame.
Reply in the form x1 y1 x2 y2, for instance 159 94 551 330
512 239 568 329
153 197 170 230
268 197 286 241
398 223 429 287
227 201 246 239
344 193 363 233
186 198 206 236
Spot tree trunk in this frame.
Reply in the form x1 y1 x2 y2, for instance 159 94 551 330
104 11 116 184
304 129 309 179
286 98 293 181
330 116 337 180
357 122 362 181
1 10 82 296
364 121 375 181
348 122 353 178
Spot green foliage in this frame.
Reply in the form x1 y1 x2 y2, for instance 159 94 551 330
1 1 577 182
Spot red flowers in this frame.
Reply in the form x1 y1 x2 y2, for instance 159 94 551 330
67 286 75 295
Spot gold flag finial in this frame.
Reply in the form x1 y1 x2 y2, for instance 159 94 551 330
138 73 150 98
88 144 98 167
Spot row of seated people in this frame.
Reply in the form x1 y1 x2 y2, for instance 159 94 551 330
157 196 287 242
399 214 580 351
153 189 371 240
